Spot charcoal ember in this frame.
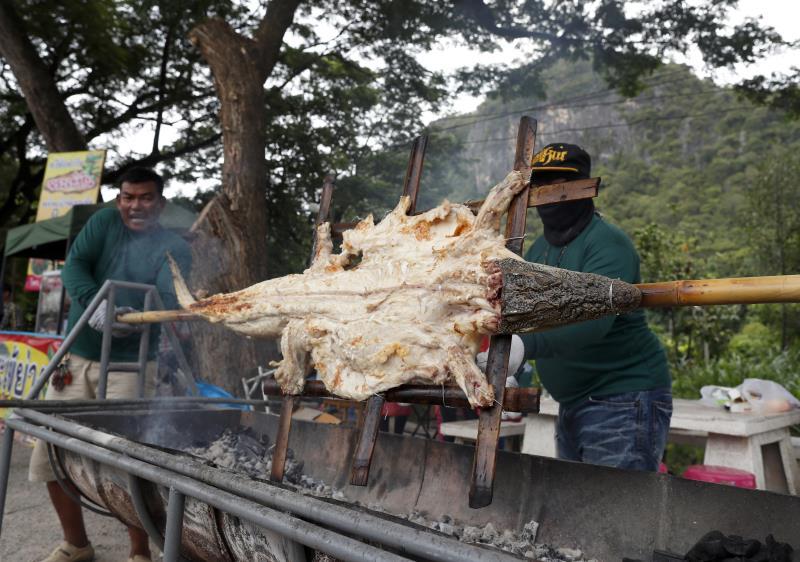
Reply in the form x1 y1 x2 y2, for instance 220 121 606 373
561 547 584 559
522 520 539 543
481 522 498 542
311 553 340 562
461 526 483 543
184 428 594 561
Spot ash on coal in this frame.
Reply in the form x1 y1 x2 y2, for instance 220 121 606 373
182 428 592 562
181 427 344 500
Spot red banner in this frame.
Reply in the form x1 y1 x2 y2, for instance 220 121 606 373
0 331 63 418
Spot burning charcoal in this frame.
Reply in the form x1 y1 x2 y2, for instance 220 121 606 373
182 428 596 561
556 547 583 561
686 531 728 562
721 536 760 558
522 520 539 543
497 529 516 548
461 526 482 543
533 544 561 561
312 553 340 562
481 522 498 542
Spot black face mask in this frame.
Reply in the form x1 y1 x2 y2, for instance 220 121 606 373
536 199 595 247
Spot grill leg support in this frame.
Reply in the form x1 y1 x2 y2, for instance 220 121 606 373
163 487 186 562
0 424 14 537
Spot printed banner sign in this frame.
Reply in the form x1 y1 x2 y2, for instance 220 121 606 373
24 259 58 292
35 150 105 222
0 331 63 418
26 150 105 291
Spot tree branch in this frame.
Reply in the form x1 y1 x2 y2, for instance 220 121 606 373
152 21 177 156
453 0 571 45
0 0 85 151
252 0 303 81
102 132 222 185
0 113 33 156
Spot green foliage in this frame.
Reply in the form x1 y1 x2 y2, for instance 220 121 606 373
671 348 800 400
440 58 800 410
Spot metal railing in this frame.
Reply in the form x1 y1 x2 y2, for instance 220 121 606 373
25 279 197 400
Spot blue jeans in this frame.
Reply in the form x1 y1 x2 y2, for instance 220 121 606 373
556 387 673 471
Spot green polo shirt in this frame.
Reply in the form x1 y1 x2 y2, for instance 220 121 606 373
62 208 192 362
521 213 670 408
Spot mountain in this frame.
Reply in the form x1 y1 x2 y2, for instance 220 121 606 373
421 59 800 279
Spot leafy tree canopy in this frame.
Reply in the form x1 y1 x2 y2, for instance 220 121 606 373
0 0 795 273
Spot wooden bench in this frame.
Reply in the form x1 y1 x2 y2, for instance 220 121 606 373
439 419 526 446
521 397 800 494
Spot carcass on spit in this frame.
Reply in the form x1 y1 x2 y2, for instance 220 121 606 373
169 171 641 407
137 171 800 406
171 172 527 406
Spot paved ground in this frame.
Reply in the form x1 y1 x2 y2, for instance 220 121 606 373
0 434 133 562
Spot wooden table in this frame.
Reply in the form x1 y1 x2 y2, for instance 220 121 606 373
521 397 800 494
439 418 526 446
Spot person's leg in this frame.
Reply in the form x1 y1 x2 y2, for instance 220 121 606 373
394 415 408 434
29 355 93 552
46 481 89 547
645 387 673 469
101 360 158 560
128 525 151 559
555 403 581 461
570 388 673 471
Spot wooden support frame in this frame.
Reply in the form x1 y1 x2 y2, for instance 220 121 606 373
271 120 540 504
350 135 428 486
270 175 335 483
469 116 536 508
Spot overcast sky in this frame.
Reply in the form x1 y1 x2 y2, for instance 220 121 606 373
101 2 799 200
417 0 800 118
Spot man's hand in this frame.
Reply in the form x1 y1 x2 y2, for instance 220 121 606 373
476 334 525 377
88 300 143 338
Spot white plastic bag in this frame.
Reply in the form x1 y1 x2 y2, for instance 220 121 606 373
699 379 799 413
739 378 800 414
699 385 743 408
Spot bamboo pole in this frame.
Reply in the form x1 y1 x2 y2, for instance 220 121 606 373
118 309 201 323
117 274 800 326
637 275 800 308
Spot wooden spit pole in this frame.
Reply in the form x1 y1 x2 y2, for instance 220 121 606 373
638 275 800 308
117 274 800 327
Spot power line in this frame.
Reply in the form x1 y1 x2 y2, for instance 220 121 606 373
428 68 698 134
376 69 721 153
457 105 753 145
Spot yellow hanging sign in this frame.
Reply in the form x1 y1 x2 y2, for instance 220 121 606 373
35 150 106 221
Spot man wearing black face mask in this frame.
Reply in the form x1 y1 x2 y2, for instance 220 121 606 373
520 143 672 472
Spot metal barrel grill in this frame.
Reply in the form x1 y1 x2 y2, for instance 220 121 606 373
4 406 799 561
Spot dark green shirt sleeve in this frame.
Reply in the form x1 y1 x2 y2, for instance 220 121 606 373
61 210 110 307
523 232 638 359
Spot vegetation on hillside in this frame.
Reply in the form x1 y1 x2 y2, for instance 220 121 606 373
332 59 800 414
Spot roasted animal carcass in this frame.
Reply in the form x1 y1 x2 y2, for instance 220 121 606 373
172 171 533 407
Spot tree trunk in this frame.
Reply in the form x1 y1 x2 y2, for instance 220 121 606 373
495 258 642 334
186 3 301 393
0 1 85 152
186 198 277 396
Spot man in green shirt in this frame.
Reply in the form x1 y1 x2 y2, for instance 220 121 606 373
29 168 191 562
521 143 671 472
